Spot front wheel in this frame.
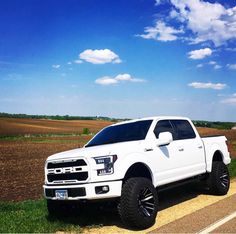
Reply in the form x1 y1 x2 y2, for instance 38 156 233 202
208 161 230 195
119 177 158 230
47 200 71 216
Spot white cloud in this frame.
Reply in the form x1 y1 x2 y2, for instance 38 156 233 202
67 62 72 65
196 64 203 68
214 64 222 70
138 20 184 42
169 0 236 46
140 0 236 46
188 48 212 59
52 64 60 69
221 93 236 105
227 64 236 70
95 76 119 85
115 73 132 81
221 98 236 105
188 82 226 90
74 59 83 64
95 73 146 86
155 0 164 6
79 49 122 64
225 48 236 52
209 61 216 65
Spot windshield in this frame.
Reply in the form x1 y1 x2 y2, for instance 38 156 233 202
85 120 153 147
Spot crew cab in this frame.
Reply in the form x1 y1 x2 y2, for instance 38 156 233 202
43 116 231 229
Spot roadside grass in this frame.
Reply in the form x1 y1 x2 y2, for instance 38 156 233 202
0 199 82 233
228 158 236 178
0 199 117 233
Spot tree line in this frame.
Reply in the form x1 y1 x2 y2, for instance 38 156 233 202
0 112 127 122
0 112 235 129
193 120 235 130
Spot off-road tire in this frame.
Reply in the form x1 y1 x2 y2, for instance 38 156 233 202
47 200 71 216
119 177 158 230
208 161 230 195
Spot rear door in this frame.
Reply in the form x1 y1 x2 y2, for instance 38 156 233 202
170 120 206 176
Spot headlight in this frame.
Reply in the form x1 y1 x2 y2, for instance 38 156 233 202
94 155 117 176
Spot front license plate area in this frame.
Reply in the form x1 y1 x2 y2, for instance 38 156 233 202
55 190 68 200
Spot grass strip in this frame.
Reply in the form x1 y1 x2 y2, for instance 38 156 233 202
0 132 94 140
228 158 236 178
0 199 81 233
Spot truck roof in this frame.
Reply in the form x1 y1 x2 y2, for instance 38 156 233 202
112 116 191 126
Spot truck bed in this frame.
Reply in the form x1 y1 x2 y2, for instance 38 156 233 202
201 135 231 172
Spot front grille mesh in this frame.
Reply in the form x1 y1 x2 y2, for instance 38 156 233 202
47 160 86 169
47 172 88 182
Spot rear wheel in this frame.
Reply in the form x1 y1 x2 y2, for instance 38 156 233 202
119 177 158 230
208 161 230 195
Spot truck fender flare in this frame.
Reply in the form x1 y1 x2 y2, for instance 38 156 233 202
206 144 223 172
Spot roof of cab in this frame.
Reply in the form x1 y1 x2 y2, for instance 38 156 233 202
111 116 190 126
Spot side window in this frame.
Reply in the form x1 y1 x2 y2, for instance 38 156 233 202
171 120 196 140
154 120 176 139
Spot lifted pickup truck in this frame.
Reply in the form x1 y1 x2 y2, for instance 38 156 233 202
43 116 231 229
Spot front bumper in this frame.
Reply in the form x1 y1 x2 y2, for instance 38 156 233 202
43 180 122 200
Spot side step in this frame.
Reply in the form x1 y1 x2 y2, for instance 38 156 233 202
157 174 207 192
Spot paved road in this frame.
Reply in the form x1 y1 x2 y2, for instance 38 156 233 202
84 179 236 233
150 193 236 233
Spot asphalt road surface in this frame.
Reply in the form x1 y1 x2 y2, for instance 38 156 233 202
84 179 236 233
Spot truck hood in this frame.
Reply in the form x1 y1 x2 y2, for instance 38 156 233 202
46 140 143 161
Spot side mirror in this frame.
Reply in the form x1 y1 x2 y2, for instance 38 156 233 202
157 132 173 147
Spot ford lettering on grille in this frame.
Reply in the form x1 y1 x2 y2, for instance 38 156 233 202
47 166 82 174
46 159 89 184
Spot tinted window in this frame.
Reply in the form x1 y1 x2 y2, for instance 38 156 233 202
171 120 196 140
86 120 153 147
154 120 176 139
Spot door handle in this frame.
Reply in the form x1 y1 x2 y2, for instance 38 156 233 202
179 148 184 152
144 148 153 152
198 146 203 149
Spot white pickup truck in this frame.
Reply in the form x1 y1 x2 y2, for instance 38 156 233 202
43 116 231 229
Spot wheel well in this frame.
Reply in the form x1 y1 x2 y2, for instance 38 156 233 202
213 151 223 162
123 163 152 183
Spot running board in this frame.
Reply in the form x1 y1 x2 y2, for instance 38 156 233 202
157 175 206 192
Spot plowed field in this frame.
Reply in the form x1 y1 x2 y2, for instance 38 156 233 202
0 118 112 135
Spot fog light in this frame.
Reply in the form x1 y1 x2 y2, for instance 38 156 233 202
102 186 109 192
95 185 109 194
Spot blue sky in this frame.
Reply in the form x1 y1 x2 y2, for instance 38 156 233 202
0 0 236 121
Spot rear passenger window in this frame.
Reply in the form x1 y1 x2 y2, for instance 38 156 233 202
171 120 196 140
154 120 176 139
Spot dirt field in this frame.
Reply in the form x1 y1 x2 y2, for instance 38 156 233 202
0 118 112 201
197 127 236 157
0 118 112 135
0 118 236 202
